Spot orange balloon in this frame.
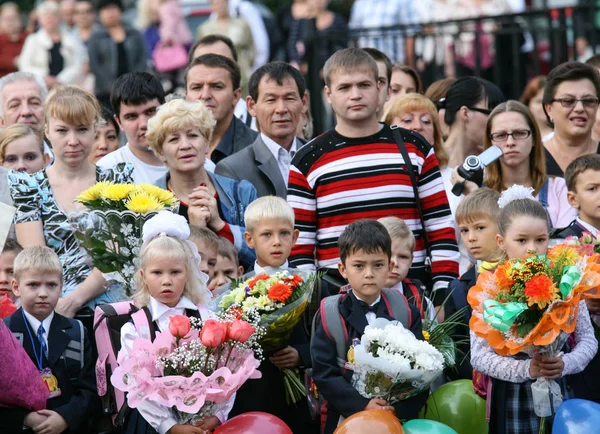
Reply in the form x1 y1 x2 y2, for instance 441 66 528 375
334 410 404 434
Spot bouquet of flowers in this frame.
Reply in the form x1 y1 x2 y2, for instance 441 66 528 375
69 182 178 296
468 245 600 418
351 318 444 403
218 269 317 404
565 231 600 256
111 314 262 425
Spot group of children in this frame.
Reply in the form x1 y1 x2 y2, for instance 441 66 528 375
3 153 600 433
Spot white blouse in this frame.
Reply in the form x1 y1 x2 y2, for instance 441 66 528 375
120 296 234 434
470 301 598 383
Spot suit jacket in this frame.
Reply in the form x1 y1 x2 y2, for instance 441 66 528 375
311 291 427 434
4 309 99 433
212 115 258 165
215 135 305 198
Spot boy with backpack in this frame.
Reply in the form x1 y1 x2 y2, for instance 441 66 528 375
4 246 99 434
311 219 427 434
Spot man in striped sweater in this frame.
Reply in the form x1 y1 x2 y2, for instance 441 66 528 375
287 48 459 305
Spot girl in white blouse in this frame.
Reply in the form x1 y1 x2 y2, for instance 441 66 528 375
119 212 229 434
470 189 597 434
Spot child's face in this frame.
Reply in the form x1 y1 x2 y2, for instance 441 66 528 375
141 257 188 307
386 239 413 288
2 135 48 173
192 238 218 284
0 251 17 300
12 270 62 321
458 217 499 261
497 216 549 259
209 254 244 291
568 169 600 226
338 248 392 305
244 218 299 268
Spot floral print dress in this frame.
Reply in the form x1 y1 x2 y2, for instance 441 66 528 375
8 163 134 308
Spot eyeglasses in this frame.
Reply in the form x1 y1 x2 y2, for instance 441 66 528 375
490 129 531 142
467 107 491 115
552 97 599 109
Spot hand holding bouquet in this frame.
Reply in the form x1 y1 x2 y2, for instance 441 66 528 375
69 182 178 297
111 314 262 425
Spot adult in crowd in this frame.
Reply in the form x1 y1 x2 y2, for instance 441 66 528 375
88 105 119 164
189 34 255 129
520 75 552 141
585 56 600 143
18 1 86 88
466 100 575 228
286 0 348 75
277 0 310 62
288 48 459 302
384 64 422 112
8 85 133 317
87 0 147 108
185 54 258 164
0 124 47 173
147 98 257 269
136 0 160 60
73 0 96 44
0 72 53 163
59 0 77 35
363 48 392 121
197 0 255 95
96 72 169 184
0 3 27 79
543 61 600 176
349 0 419 65
425 77 456 141
215 62 308 198
227 0 270 69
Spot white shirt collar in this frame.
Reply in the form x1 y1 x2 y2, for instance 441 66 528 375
149 296 198 323
577 218 600 236
390 281 404 294
352 291 381 307
23 310 54 338
253 260 289 276
261 133 297 160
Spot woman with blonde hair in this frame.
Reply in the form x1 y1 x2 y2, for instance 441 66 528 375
8 85 133 316
0 124 47 173
147 98 257 269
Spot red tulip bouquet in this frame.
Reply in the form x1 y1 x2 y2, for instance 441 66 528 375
111 314 264 425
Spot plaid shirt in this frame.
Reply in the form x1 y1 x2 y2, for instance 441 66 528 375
349 0 420 63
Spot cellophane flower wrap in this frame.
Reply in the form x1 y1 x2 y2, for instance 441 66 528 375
468 245 600 417
69 182 178 297
111 314 263 425
217 269 317 404
351 318 444 403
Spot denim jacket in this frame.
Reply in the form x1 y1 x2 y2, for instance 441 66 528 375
156 171 257 268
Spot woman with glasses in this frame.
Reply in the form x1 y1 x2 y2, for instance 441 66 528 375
474 100 575 227
542 62 600 177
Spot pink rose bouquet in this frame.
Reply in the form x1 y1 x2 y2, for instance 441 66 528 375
111 314 264 425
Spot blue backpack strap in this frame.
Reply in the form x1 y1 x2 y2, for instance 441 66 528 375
381 288 411 328
311 294 348 369
538 178 549 208
64 318 85 369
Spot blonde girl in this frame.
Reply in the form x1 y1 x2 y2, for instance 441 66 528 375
470 186 597 434
0 124 48 173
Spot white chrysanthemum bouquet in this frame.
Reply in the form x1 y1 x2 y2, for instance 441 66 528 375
351 318 444 403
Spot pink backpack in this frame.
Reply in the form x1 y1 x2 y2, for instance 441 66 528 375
94 302 153 426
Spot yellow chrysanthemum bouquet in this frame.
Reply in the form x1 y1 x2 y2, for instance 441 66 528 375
70 182 178 296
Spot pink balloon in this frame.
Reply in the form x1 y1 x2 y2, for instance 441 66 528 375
214 412 293 434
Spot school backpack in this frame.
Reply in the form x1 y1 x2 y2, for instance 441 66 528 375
93 302 154 426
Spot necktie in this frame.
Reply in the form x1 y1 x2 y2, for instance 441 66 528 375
37 325 48 359
279 149 291 183
358 300 379 314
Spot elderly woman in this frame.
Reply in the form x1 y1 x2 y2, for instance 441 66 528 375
543 62 600 176
18 1 86 88
147 98 257 269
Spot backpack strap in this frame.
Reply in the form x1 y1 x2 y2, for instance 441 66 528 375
381 288 411 329
131 307 154 341
538 178 549 208
403 279 425 320
311 294 348 369
77 319 84 369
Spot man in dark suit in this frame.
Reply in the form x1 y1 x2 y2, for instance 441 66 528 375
185 54 258 165
215 62 308 198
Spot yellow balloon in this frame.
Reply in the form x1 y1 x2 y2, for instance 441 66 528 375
334 410 405 434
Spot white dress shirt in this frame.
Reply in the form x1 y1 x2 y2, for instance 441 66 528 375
120 296 232 434
577 218 599 236
352 292 381 326
253 260 289 276
23 310 54 354
261 133 297 185
390 282 437 322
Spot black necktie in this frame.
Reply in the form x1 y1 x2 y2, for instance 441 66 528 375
358 300 379 314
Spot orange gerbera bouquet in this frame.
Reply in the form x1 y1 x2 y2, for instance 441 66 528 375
218 269 317 404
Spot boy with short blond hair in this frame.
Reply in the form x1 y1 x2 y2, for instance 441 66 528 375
4 246 99 434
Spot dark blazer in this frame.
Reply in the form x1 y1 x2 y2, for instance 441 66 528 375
212 116 258 165
215 134 294 198
311 291 427 434
4 309 99 433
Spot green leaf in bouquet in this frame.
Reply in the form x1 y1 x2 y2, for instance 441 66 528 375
259 299 309 355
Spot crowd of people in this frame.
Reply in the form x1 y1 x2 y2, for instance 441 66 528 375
1 1 600 434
